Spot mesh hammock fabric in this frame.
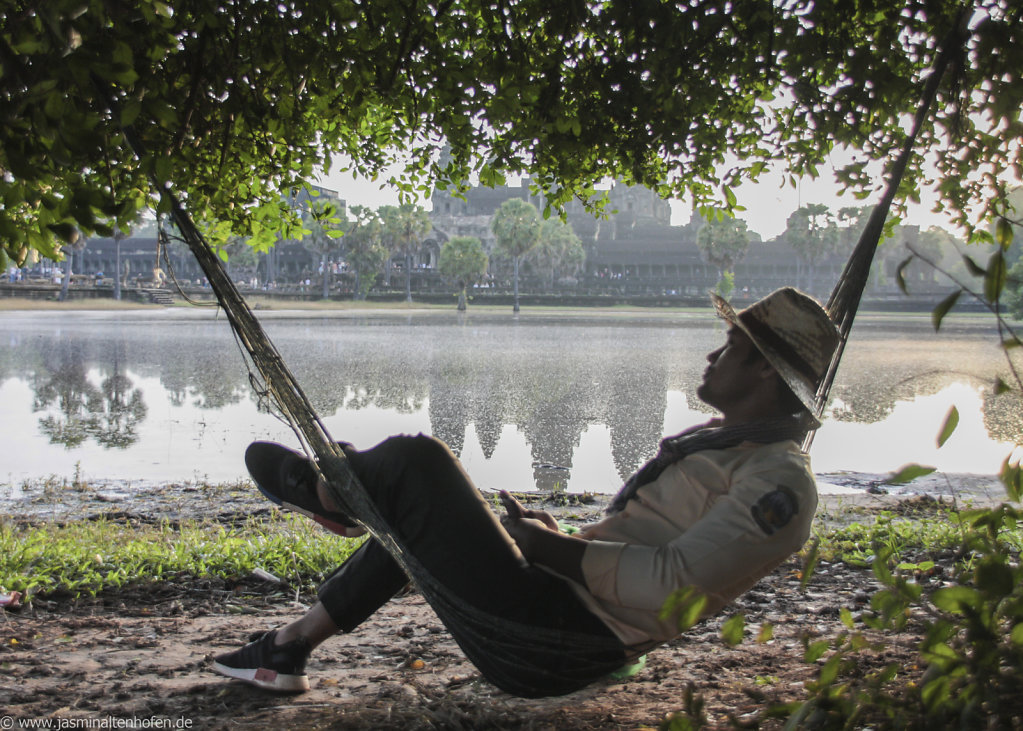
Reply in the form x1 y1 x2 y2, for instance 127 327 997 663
112 16 963 697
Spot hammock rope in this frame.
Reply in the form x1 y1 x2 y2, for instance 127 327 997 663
148 181 626 695
95 12 967 694
804 10 969 450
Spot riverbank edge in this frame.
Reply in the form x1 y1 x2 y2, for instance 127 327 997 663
2 472 1008 527
0 294 1000 339
0 292 996 317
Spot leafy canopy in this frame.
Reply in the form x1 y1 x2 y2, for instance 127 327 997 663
439 235 488 287
2 0 1022 269
439 235 488 309
695 215 751 274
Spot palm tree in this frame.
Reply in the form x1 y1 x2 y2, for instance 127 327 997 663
302 199 346 299
343 205 389 299
381 204 432 303
57 230 87 302
784 204 839 295
491 198 540 312
531 219 584 291
112 227 130 300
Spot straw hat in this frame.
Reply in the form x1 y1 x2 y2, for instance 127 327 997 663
711 288 841 424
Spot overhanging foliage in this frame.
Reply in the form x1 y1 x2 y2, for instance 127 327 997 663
2 0 1021 267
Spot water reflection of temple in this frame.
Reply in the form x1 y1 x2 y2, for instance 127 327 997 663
5 317 1017 485
411 327 676 487
6 319 692 486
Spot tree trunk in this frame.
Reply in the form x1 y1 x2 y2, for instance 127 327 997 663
457 287 467 311
321 253 330 299
113 240 122 300
405 252 412 303
58 254 72 301
513 256 520 313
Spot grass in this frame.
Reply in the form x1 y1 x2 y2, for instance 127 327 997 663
813 510 968 567
810 500 1023 573
0 511 364 600
3 495 1012 603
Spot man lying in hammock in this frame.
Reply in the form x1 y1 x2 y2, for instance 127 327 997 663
212 287 840 697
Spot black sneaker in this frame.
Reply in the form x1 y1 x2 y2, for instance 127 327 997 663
212 629 312 692
245 441 366 537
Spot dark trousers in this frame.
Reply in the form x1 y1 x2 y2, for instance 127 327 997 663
315 434 627 696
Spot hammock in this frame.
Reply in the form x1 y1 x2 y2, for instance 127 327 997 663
106 16 964 697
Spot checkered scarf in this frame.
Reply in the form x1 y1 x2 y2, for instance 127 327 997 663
606 416 809 514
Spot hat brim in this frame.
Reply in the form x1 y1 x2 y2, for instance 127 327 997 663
710 293 823 428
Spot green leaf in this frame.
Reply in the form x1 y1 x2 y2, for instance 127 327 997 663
120 100 142 127
931 289 961 331
721 613 745 646
895 256 913 294
872 556 893 585
1001 457 1022 503
756 622 774 643
962 254 985 277
975 559 1014 597
985 250 1007 302
886 464 936 485
936 406 959 448
800 538 820 590
817 654 841 686
995 216 1015 251
804 639 829 663
46 222 78 243
839 607 854 630
921 675 952 711
660 586 708 631
994 377 1012 395
1011 622 1023 646
931 585 982 614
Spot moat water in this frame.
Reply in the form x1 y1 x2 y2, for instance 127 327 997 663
1 308 1019 498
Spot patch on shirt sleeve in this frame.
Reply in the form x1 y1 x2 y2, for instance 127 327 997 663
751 485 799 535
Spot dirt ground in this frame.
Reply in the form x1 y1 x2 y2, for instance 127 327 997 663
0 491 957 730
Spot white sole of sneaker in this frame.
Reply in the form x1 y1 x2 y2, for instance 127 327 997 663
212 660 310 692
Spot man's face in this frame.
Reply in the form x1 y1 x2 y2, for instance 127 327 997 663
696 327 765 412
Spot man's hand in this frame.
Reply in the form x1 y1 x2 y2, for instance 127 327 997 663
499 490 588 585
499 491 560 532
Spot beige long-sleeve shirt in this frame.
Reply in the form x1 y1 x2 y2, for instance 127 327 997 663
568 439 817 651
